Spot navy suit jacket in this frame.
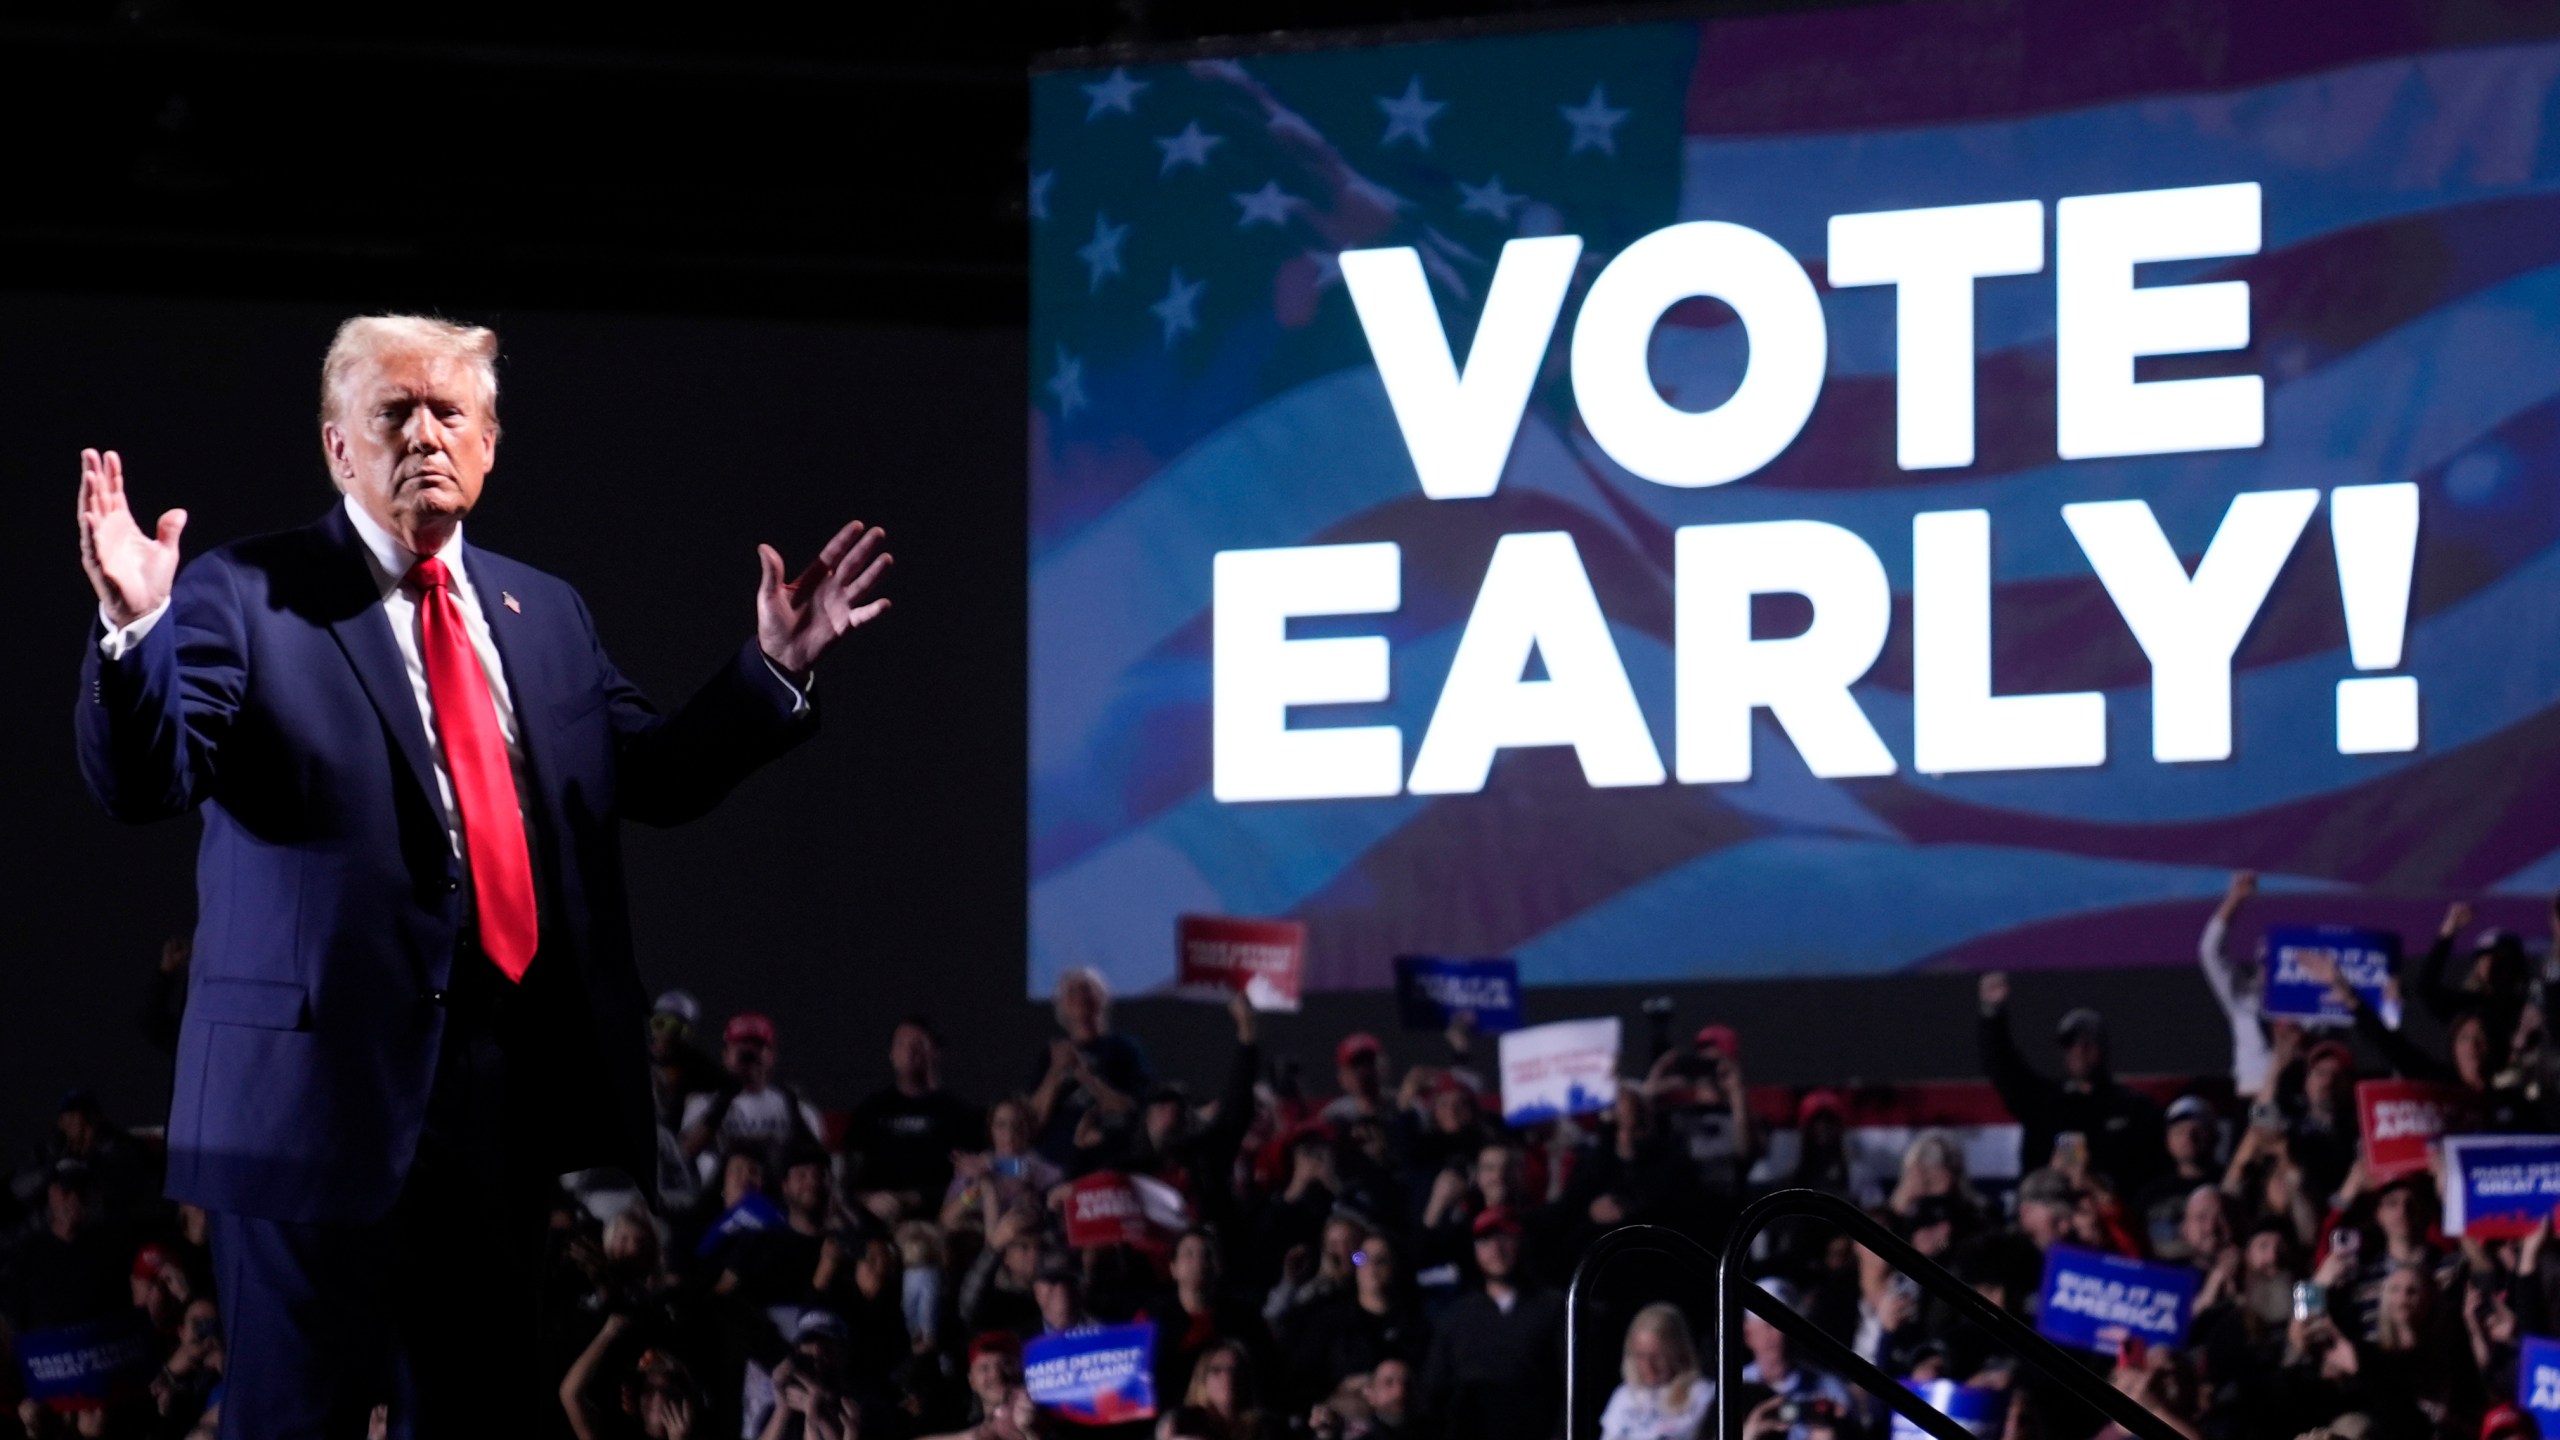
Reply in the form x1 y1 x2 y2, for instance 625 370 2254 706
76 504 816 1225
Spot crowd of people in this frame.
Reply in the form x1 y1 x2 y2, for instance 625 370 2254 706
3 876 2559 1440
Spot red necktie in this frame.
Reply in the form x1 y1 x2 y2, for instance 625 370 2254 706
410 556 537 983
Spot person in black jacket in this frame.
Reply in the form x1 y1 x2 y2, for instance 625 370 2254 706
1975 972 2169 1196
1418 1208 1563 1440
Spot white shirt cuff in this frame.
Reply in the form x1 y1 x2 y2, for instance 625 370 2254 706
760 653 813 715
97 601 169 661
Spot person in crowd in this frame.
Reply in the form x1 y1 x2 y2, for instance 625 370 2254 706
1030 967 1155 1165
649 991 726 1133
1182 1341 1272 1440
1644 1024 1758 1228
1284 1230 1428 1412
681 1013 830 1185
2138 1097 2228 1261
1032 1253 1093 1336
758 1309 863 1440
2414 902 2535 1048
945 1098 1066 1234
2198 871 2277 1094
1977 971 2171 1194
13 1090 157 1228
1155 1225 1270 1405
847 1017 986 1215
1322 1035 1391 1126
1127 996 1262 1241
561 1311 711 1440
1419 1208 1564 1440
959 1207 1045 1337
718 1144 843 1313
0 1160 130 1334
1731 1279 1857 1440
1597 1302 1709 1440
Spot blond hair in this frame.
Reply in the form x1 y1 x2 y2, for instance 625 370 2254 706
317 314 501 449
1621 1302 1702 1412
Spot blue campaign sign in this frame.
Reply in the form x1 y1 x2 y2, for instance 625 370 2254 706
1891 1380 2001 1439
1393 956 1523 1034
18 1313 153 1405
2523 1336 2560 1432
2445 1134 2560 1238
2261 925 2401 1027
2036 1245 2199 1356
1025 1322 1158 1426
694 1191 786 1258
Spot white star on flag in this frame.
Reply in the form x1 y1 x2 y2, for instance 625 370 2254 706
1154 121 1223 175
1077 212 1129 292
1150 269 1207 347
1029 170 1054 222
1376 76 1446 150
1082 68 1148 120
1047 346 1088 416
1231 180 1300 228
1457 175 1523 221
1560 83 1630 155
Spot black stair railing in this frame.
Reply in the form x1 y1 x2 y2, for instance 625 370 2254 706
1563 1188 2185 1440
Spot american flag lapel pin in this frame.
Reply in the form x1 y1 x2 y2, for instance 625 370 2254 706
502 591 522 614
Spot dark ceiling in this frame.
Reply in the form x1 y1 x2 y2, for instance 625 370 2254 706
0 0 1840 325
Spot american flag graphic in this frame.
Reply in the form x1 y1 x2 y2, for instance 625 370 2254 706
1029 5 2560 1000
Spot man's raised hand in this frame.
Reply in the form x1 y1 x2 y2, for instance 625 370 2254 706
755 518 893 677
77 448 186 628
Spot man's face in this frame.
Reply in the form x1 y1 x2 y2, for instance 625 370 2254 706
323 347 497 546
1060 977 1103 1037
1339 1052 1381 1099
783 1161 829 1218
2019 1198 2070 1249
2306 1057 2344 1107
1475 1145 1515 1200
1741 1313 1787 1373
2063 1032 2104 1081
726 1038 772 1087
1146 1099 1184 1148
2167 1117 2210 1166
1035 1277 1077 1329
1473 1230 1517 1281
647 1014 686 1060
722 1153 765 1207
1367 1359 1409 1417
969 1351 1016 1408
57 1110 95 1152
892 1024 936 1087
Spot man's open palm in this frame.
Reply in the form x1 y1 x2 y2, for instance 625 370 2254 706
78 448 186 628
756 517 893 675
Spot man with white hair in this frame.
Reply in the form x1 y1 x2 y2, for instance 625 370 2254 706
73 314 894 1436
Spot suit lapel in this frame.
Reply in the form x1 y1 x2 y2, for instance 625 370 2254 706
316 507 443 814
460 546 556 803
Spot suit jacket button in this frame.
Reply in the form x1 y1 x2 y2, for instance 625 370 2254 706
426 989 449 1006
443 877 460 893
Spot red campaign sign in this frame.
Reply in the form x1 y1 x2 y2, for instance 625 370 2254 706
1176 914 1305 1013
2356 1079 2478 1183
1065 1173 1149 1249
1063 1171 1192 1249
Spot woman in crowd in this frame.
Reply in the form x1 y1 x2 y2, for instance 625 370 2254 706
945 1098 1065 1234
1181 1341 1273 1440
1597 1302 1710 1440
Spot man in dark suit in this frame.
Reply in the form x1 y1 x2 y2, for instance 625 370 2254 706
72 314 894 1437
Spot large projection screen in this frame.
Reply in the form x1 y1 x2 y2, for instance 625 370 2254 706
1028 5 2560 1000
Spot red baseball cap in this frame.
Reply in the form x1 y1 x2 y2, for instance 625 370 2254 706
1797 1089 1847 1126
132 1244 175 1282
2305 1039 2355 1072
969 1331 1024 1368
1337 1033 1384 1067
1695 1024 1740 1060
1472 1206 1523 1239
725 1013 776 1047
2480 1404 2532 1440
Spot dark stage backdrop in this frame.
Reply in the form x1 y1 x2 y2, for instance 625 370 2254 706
2 289 2251 1162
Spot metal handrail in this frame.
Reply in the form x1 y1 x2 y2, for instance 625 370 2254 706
1563 1190 2186 1440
